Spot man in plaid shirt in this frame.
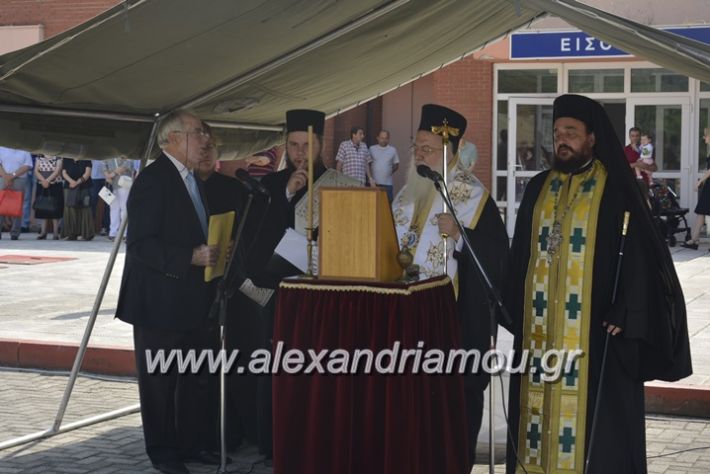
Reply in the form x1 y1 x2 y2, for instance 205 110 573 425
335 126 376 187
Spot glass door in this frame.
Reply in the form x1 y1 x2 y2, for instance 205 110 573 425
506 98 555 235
626 97 691 208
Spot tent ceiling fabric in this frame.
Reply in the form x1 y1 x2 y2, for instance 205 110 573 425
0 0 545 159
0 0 707 160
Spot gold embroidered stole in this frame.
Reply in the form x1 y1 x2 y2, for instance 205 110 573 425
392 163 488 287
517 160 607 473
402 155 462 262
407 189 437 259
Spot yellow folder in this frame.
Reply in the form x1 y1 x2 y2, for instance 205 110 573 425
204 211 236 282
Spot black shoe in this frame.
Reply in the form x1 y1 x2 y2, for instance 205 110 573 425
182 450 231 465
681 241 699 250
151 459 189 474
10 235 18 240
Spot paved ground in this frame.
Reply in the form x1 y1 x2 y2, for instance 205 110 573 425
0 237 131 348
0 369 273 473
0 369 709 473
2 232 710 472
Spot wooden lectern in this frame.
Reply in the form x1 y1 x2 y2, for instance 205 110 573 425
319 187 400 281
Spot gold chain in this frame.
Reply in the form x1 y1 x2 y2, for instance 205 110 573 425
546 167 595 263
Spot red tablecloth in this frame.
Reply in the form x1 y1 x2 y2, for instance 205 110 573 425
272 276 469 474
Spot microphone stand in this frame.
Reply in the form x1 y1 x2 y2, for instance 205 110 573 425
209 187 268 474
584 211 630 474
431 177 512 474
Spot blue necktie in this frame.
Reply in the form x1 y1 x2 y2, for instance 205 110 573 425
185 171 208 238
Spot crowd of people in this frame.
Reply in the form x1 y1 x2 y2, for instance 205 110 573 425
0 148 140 241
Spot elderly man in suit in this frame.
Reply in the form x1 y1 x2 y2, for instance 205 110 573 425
116 110 221 474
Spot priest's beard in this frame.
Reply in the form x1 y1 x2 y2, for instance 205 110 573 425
552 144 593 173
401 163 436 206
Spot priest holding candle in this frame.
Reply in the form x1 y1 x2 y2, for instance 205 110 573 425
243 109 327 458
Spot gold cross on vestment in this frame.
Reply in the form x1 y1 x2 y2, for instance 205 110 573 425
431 118 460 144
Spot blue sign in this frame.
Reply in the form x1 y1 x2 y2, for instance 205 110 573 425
511 26 710 59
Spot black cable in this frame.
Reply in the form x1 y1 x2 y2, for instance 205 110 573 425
647 445 710 459
498 371 529 474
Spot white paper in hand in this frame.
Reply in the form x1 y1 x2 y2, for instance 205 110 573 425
98 186 116 205
274 228 318 275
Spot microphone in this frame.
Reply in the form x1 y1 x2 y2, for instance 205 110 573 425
235 169 270 197
416 164 443 182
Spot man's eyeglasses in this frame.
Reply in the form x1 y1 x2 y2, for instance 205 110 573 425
409 144 443 155
174 128 211 139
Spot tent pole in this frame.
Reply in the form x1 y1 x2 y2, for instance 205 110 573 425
0 105 285 131
51 118 159 432
0 0 149 83
0 105 152 123
0 404 141 451
50 207 131 431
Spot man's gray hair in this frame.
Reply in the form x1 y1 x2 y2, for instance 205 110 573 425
157 110 199 148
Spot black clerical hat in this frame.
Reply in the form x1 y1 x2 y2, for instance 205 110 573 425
552 94 600 132
286 109 325 135
418 104 467 153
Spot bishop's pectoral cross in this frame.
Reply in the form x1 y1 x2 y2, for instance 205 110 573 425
546 221 563 263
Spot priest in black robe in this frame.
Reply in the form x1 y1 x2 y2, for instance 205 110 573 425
247 109 328 288
242 109 328 458
391 104 510 467
505 94 692 474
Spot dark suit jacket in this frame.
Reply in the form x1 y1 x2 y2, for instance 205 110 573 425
116 153 213 331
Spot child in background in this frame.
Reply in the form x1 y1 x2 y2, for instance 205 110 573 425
636 132 654 183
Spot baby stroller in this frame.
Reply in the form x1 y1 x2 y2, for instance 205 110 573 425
649 181 691 246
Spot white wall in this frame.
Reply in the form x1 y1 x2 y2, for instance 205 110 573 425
0 25 43 55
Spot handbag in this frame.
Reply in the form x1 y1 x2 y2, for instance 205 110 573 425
0 189 23 217
33 188 60 214
66 187 90 208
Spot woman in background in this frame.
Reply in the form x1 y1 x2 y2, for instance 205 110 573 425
61 158 94 241
103 156 134 241
33 155 64 240
682 127 710 250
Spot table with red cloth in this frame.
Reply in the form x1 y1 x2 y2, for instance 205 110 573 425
272 276 469 474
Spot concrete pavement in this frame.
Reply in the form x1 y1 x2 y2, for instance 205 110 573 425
0 369 272 473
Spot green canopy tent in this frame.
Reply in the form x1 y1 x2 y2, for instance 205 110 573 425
1 0 709 455
0 0 708 160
